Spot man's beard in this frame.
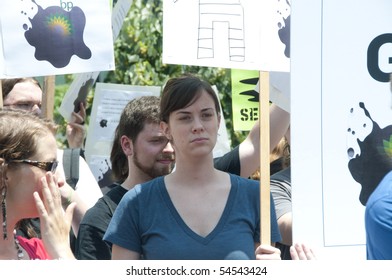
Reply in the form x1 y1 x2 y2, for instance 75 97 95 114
133 150 174 179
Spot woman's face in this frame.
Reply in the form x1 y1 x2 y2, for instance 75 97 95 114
163 90 220 159
6 134 59 218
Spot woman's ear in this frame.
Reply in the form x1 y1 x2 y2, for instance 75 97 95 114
120 136 133 156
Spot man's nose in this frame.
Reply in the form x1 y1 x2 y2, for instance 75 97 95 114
163 141 174 153
31 104 42 116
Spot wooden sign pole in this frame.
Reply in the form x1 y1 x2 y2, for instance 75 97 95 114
259 70 271 245
42 76 55 120
0 80 3 108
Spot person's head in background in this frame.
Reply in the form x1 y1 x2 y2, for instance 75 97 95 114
110 95 175 184
0 110 61 239
2 78 42 116
252 126 291 180
270 136 290 167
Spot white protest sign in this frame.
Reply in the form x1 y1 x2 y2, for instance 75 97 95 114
291 0 392 259
163 0 290 72
0 0 114 78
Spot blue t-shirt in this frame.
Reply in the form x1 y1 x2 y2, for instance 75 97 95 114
104 173 281 260
365 170 392 260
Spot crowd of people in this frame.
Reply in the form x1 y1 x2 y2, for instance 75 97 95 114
0 73 320 260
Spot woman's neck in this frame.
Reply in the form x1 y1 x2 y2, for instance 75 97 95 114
174 155 215 179
0 231 27 260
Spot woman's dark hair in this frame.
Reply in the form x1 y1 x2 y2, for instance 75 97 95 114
160 73 221 123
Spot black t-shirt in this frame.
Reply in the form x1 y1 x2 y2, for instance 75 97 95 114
214 145 241 175
75 183 127 260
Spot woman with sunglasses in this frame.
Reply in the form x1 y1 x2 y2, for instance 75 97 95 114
0 110 76 260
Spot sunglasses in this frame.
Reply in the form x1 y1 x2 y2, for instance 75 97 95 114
10 159 59 173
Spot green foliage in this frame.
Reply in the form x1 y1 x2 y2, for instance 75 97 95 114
103 0 247 147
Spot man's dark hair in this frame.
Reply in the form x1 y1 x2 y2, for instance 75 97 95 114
110 96 161 182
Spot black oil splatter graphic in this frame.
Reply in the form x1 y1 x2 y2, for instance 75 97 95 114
99 119 108 128
347 102 392 206
73 78 94 112
23 0 91 68
277 0 290 58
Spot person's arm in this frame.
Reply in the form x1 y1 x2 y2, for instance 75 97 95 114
238 104 290 178
270 170 292 246
277 212 292 246
66 102 86 149
112 244 140 260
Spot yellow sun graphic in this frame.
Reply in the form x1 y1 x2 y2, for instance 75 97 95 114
46 14 73 36
383 135 392 157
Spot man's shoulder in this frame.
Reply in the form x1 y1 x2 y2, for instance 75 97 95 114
214 146 241 175
139 176 165 188
81 184 125 224
270 166 291 182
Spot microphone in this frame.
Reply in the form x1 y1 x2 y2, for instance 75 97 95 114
224 250 250 260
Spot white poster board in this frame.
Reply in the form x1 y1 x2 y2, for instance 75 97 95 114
163 0 291 72
0 0 114 77
291 0 392 260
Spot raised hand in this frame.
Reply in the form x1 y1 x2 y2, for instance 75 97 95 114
66 102 86 149
290 243 316 260
255 244 282 260
33 172 76 259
